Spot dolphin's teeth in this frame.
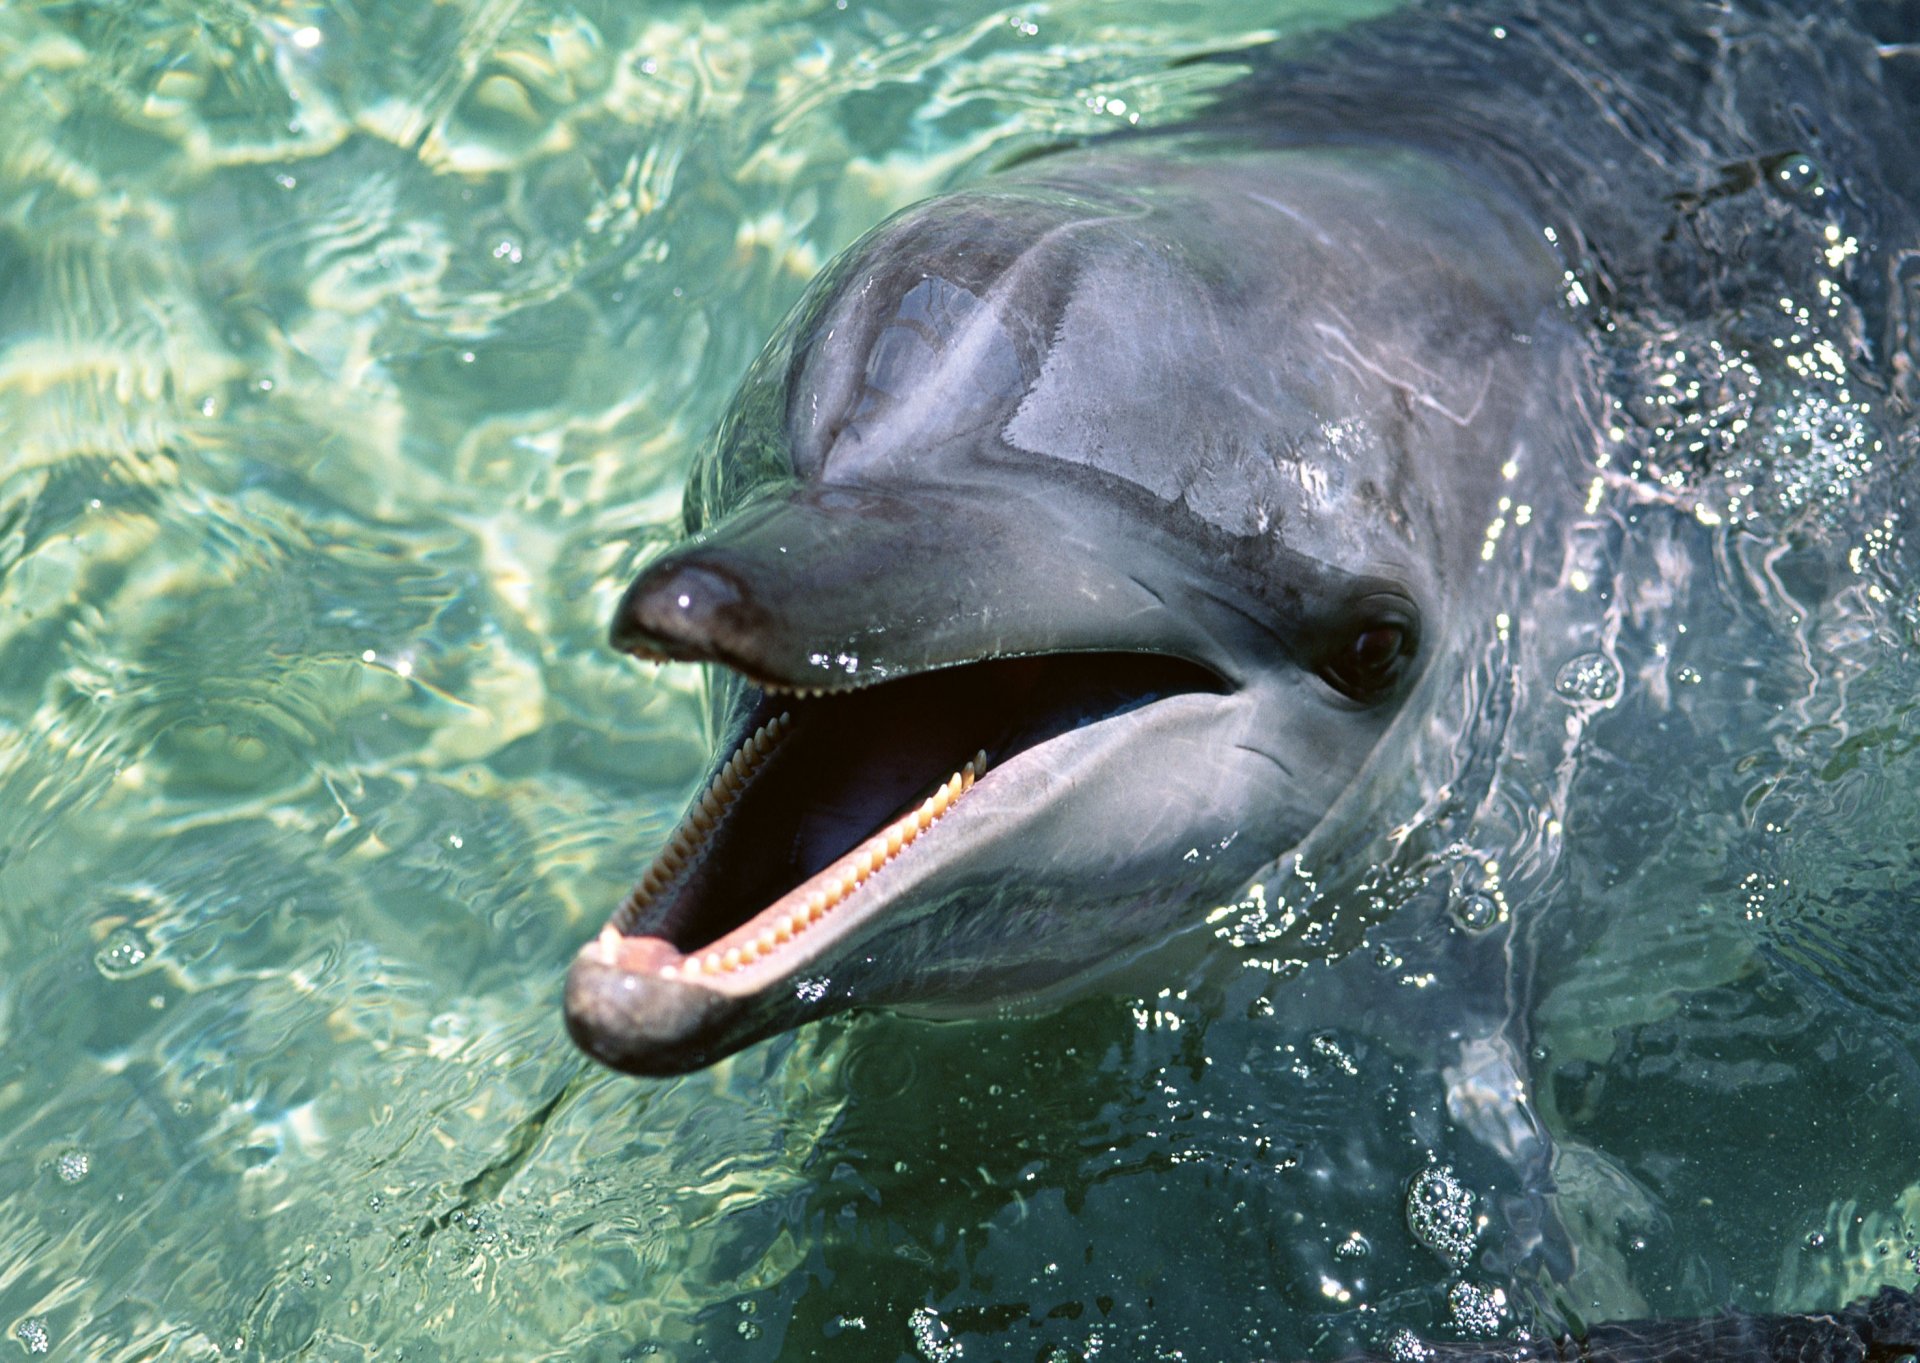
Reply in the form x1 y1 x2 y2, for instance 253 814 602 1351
620 704 796 917
675 751 991 976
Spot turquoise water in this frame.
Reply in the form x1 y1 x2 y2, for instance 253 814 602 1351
1 2 1916 1361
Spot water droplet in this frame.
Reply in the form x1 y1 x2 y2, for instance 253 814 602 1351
1554 652 1621 702
93 927 152 979
55 1151 89 1183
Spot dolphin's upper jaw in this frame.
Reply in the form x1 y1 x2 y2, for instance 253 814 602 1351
563 649 1229 1074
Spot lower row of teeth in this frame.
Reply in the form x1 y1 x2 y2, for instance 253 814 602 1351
663 749 988 979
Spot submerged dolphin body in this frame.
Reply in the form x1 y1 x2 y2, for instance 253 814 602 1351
564 139 1574 1074
1322 1286 1920 1363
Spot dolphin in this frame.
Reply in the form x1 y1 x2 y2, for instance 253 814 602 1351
563 0 1920 1090
562 137 1577 1076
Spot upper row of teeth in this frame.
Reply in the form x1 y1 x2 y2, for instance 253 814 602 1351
661 749 989 979
761 683 854 699
615 711 791 926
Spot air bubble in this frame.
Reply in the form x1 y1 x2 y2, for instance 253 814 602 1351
1451 893 1497 932
1554 652 1621 702
1447 1281 1508 1334
55 1151 89 1184
908 1306 962 1362
1406 1166 1478 1267
93 927 153 979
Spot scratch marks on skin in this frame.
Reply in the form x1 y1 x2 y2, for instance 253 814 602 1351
1243 191 1338 248
1126 571 1169 607
1311 319 1492 429
1235 742 1297 782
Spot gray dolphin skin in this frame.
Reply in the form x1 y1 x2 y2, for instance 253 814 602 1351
563 138 1570 1075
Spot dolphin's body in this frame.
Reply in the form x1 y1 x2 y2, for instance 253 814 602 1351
564 138 1574 1074
564 0 1919 1079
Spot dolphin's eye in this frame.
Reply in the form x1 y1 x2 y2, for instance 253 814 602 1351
1321 624 1410 702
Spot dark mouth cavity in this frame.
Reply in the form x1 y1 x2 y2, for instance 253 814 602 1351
624 651 1227 966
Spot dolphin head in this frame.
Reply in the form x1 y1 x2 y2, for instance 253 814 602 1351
566 142 1562 1075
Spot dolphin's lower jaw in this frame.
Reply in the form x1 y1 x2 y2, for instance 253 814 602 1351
563 650 1233 1076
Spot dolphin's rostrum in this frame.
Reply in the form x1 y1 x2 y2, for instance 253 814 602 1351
565 142 1572 1075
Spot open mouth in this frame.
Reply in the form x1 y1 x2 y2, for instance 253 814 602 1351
583 651 1228 993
